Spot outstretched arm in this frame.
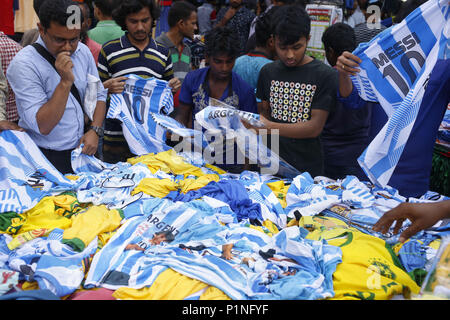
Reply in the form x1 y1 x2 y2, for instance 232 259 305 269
246 109 329 139
373 200 450 242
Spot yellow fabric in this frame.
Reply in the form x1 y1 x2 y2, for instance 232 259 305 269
64 175 80 181
199 286 231 300
266 180 289 208
21 281 39 291
53 193 86 218
178 174 220 193
299 215 351 241
113 268 227 300
204 163 227 175
247 220 279 237
128 149 205 177
429 239 442 251
17 197 72 235
132 174 220 198
328 231 420 300
97 231 117 249
62 205 123 251
262 220 279 235
286 218 300 228
132 178 179 198
297 216 420 300
7 228 50 250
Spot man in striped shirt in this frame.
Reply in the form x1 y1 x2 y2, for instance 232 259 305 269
98 0 181 164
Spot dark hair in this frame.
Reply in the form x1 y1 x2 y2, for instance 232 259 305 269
322 22 356 57
113 0 161 31
33 0 48 15
94 0 121 17
167 1 197 28
273 5 310 46
79 2 91 19
204 26 240 59
254 6 278 47
154 231 175 242
394 0 427 23
276 0 297 4
38 0 84 30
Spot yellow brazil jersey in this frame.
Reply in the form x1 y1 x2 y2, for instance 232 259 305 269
298 216 420 300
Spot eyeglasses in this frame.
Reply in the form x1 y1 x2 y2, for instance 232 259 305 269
45 32 80 46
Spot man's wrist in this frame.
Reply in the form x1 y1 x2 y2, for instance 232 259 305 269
60 79 73 89
89 125 104 137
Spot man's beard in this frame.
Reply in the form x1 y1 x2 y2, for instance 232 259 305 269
130 30 149 42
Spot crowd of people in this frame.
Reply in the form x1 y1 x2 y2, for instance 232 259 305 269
0 0 449 236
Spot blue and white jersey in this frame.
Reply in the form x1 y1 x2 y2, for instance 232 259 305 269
71 145 118 175
84 200 226 290
195 106 301 178
246 181 287 228
85 196 342 300
75 162 152 207
0 130 75 213
0 130 75 190
151 112 210 156
33 236 98 297
1 227 98 297
107 74 174 155
142 224 342 300
352 0 449 187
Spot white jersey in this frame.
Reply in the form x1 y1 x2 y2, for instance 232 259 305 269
107 74 174 155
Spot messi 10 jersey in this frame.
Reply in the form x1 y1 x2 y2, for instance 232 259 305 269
107 74 174 155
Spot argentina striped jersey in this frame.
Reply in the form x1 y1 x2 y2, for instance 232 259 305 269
351 0 449 188
107 74 174 155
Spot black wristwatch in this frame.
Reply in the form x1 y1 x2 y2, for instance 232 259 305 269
89 125 104 138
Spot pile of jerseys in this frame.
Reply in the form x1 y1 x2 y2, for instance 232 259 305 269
0 129 449 300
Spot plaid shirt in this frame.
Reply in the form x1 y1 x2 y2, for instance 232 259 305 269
0 32 22 121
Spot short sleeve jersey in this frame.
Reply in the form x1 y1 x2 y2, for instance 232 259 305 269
256 59 337 176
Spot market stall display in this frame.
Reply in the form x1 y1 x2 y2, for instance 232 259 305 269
0 120 448 300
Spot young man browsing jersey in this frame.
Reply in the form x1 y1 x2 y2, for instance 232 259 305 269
175 26 257 128
7 0 107 174
253 5 337 177
174 26 257 172
98 0 181 164
320 22 371 181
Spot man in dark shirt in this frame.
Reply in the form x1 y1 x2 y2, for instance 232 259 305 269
215 0 255 54
254 5 337 177
175 27 257 172
321 22 371 181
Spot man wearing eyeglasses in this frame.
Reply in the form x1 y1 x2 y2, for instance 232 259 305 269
7 0 107 174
